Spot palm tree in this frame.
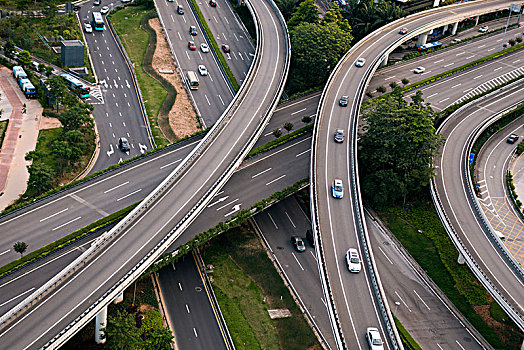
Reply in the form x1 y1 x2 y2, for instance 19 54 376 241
13 241 28 258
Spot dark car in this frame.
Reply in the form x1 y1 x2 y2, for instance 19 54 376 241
334 129 344 143
291 236 306 252
189 25 197 36
118 137 130 151
339 95 348 107
177 5 184 14
507 134 519 144
209 0 217 6
222 44 230 53
93 0 101 5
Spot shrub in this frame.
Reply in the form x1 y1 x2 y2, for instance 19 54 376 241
389 81 398 90
273 128 282 138
377 85 386 93
301 115 312 123
401 78 409 85
283 122 293 132
508 39 516 47
366 91 373 98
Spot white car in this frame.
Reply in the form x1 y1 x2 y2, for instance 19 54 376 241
332 179 344 199
84 23 93 33
355 57 366 67
345 248 361 273
366 327 384 350
413 66 425 74
198 64 208 76
100 6 109 13
478 25 488 33
200 43 209 53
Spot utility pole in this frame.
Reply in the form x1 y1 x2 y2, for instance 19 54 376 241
500 4 522 52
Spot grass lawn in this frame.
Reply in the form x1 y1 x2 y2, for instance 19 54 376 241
380 205 523 349
0 120 8 147
33 127 62 172
201 224 321 350
109 6 169 147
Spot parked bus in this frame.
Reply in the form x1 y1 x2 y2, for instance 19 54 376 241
60 73 90 99
19 78 36 97
92 12 105 31
186 71 199 90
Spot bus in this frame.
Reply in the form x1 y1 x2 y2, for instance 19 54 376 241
186 71 199 90
60 73 91 99
417 41 442 51
92 12 105 31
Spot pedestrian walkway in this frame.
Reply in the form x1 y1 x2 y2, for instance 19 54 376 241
0 67 41 211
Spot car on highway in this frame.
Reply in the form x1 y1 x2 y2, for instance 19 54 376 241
345 248 361 273
366 327 384 350
188 41 196 50
507 134 519 144
84 23 93 33
198 64 208 76
339 95 348 107
209 0 217 6
399 27 408 34
291 236 306 252
222 44 230 53
121 0 131 3
118 137 130 152
413 66 425 74
334 128 344 143
355 58 366 67
332 179 344 199
478 25 488 33
177 5 184 14
100 6 109 14
200 43 209 52
189 25 197 36
93 0 101 5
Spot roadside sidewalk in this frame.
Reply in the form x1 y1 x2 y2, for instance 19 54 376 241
0 67 42 211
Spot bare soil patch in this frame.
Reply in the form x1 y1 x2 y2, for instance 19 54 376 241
39 116 62 130
149 18 200 139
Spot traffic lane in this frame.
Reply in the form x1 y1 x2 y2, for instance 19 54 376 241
0 138 200 266
366 213 485 350
405 52 524 110
0 134 307 315
197 0 255 81
173 134 311 245
253 196 336 350
157 256 227 350
370 25 524 91
80 2 153 169
155 0 234 127
435 84 524 316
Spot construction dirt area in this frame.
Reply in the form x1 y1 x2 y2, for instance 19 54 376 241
150 18 201 140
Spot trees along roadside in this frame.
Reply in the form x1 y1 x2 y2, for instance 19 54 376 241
358 87 444 207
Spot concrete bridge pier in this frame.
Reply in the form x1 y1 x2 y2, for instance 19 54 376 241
95 306 108 344
417 33 428 46
451 22 459 35
113 291 124 304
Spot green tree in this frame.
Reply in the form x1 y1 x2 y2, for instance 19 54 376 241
287 0 319 28
44 65 54 78
275 0 300 22
48 76 68 112
273 128 282 138
58 104 93 131
42 0 58 21
302 115 312 123
288 22 352 93
27 163 55 195
104 311 143 350
144 327 174 350
3 41 16 60
359 87 444 207
13 241 28 257
346 0 405 39
16 50 32 69
401 78 409 86
321 1 350 32
284 122 294 132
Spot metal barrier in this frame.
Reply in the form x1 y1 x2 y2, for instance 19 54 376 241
430 79 524 331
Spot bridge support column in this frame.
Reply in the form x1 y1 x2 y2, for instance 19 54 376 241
457 253 465 265
442 24 448 34
432 0 440 7
416 33 428 46
113 291 124 304
451 22 459 35
95 306 108 344
475 16 479 26
380 53 389 67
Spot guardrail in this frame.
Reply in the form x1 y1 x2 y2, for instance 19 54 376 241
0 0 291 347
430 79 524 331
309 1 517 349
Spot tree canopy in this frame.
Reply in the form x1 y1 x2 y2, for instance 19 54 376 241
358 88 444 207
345 0 405 39
287 0 319 28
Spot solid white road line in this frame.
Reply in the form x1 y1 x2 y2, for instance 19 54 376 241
160 159 182 170
266 174 286 186
52 217 82 231
0 288 35 308
252 167 272 178
292 252 305 271
116 189 142 202
104 181 130 193
40 208 69 222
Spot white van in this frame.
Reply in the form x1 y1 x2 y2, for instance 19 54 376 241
494 230 505 242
